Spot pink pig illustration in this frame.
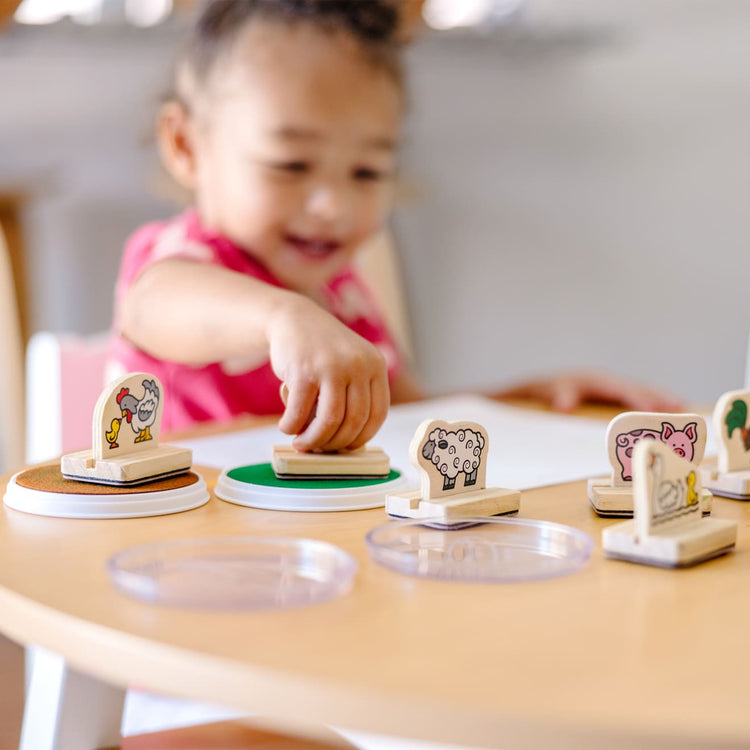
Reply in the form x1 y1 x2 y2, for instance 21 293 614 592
615 421 698 482
615 429 660 482
661 421 697 461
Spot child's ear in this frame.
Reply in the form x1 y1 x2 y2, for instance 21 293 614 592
157 100 198 190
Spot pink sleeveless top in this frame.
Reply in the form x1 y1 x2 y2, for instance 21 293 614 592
109 210 401 431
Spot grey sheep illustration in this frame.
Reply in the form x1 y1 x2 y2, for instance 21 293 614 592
422 427 485 491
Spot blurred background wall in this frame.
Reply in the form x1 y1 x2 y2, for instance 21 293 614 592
2 0 749 408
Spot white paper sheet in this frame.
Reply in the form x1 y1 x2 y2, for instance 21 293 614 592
176 394 612 489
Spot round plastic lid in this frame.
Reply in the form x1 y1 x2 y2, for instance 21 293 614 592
107 536 357 610
215 463 409 511
3 469 209 519
366 516 594 582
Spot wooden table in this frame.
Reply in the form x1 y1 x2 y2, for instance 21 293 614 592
1 447 749 749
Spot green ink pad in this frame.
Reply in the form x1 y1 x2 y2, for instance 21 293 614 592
217 463 409 512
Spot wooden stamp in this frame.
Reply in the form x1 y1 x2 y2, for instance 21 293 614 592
385 418 520 520
702 389 750 500
61 372 192 486
272 382 390 479
271 444 390 479
602 440 736 567
588 411 712 517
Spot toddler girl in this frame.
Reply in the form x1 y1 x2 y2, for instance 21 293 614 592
111 0 423 452
110 0 680 451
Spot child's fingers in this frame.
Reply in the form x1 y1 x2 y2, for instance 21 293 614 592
347 374 389 450
278 380 318 436
550 382 581 413
317 380 371 452
292 381 346 451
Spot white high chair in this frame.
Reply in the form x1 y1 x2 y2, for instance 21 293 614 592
25 330 113 464
353 230 413 361
0 224 24 475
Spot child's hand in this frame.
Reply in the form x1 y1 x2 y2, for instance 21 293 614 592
268 298 390 452
494 371 684 414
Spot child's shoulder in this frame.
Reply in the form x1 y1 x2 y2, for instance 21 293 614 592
122 209 228 272
120 209 278 286
123 211 189 262
117 210 213 291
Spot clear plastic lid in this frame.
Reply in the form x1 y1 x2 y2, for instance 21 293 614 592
107 536 357 610
366 516 594 583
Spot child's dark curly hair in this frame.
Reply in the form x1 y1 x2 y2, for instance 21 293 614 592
176 0 403 101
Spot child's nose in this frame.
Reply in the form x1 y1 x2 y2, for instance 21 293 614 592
305 184 348 223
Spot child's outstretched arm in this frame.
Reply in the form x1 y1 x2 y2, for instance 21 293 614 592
493 371 684 413
119 259 389 452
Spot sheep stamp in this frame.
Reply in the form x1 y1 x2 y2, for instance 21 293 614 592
385 419 520 521
602 439 736 567
61 372 192 486
702 389 750 500
588 411 712 517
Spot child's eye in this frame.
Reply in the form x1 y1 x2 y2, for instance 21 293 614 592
352 167 386 182
269 161 310 173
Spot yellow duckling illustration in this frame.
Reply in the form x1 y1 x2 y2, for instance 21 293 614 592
105 418 122 449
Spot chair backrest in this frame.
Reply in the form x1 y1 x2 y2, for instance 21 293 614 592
0 224 24 473
25 331 111 464
353 230 413 361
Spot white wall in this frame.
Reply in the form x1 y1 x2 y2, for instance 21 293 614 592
395 0 750 403
2 1 748 405
1 21 180 334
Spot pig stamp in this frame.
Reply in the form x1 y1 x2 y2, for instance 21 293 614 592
615 421 698 482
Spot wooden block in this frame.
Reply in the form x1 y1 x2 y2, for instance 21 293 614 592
587 479 636 517
588 477 713 517
703 389 750 499
271 445 390 479
602 440 736 567
588 411 707 516
386 486 520 521
61 372 191 486
702 467 750 500
61 445 192 486
386 418 520 519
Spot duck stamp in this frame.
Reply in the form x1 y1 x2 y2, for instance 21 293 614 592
602 439 736 567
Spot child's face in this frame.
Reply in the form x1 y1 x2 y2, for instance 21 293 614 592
190 21 402 294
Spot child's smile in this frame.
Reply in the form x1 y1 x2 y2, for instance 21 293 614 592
284 233 343 260
188 20 402 294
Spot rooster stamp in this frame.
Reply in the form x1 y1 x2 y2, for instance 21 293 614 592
703 389 750 500
61 372 192 486
106 379 161 449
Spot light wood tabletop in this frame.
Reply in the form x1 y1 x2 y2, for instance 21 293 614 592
1 428 749 749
